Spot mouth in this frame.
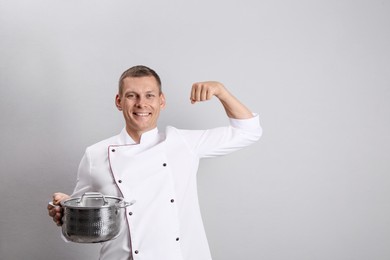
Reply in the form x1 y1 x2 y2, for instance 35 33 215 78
133 112 151 117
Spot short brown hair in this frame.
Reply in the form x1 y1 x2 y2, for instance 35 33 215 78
118 65 162 95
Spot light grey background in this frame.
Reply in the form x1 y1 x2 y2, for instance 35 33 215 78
1 0 389 259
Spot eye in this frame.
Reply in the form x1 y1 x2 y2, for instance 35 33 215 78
146 93 155 99
126 93 136 99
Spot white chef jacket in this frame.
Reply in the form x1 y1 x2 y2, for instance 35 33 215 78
70 115 262 260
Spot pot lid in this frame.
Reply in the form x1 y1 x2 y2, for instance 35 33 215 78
61 192 123 208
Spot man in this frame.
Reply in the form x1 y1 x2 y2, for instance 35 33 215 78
48 65 262 260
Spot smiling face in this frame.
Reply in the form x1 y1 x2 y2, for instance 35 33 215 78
115 76 166 142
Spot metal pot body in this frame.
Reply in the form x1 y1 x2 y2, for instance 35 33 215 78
61 193 129 243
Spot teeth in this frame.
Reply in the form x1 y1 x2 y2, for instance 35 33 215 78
134 112 150 116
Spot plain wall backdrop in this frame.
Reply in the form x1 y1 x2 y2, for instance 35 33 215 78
1 0 389 259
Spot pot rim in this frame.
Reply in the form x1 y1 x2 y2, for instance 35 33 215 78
61 194 124 209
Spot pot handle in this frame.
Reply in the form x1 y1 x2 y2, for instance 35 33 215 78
77 192 109 206
48 201 60 208
117 200 136 208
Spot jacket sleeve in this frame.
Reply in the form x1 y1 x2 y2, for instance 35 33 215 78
71 149 93 197
178 113 262 158
60 150 93 242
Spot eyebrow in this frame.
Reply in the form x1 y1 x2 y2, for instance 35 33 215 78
124 90 158 95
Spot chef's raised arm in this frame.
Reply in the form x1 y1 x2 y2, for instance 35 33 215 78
190 81 254 119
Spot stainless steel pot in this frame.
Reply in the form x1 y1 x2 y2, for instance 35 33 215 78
60 192 134 243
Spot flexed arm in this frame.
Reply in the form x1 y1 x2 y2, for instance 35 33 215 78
190 81 253 119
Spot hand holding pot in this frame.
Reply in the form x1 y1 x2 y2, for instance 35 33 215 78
47 192 70 226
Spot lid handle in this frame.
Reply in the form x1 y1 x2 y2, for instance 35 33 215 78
77 192 108 206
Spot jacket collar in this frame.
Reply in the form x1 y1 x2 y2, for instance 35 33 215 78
119 127 160 145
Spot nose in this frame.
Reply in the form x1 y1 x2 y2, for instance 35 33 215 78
135 96 147 107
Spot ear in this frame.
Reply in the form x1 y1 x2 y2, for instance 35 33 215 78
160 93 166 110
115 94 123 111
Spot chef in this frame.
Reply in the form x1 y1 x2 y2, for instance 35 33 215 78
48 65 262 260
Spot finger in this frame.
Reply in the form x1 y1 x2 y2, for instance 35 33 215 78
48 205 59 217
193 83 201 102
52 192 70 205
55 211 62 220
190 84 196 103
48 202 56 217
54 216 62 226
55 211 63 226
195 84 203 102
48 209 55 217
53 193 66 204
200 86 208 101
191 83 201 103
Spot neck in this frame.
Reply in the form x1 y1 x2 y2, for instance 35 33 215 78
126 129 142 144
126 127 156 144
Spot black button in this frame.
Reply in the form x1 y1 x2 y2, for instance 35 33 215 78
129 212 133 216
176 237 180 241
170 199 174 203
111 149 116 152
118 180 122 183
134 250 139 254
163 163 167 167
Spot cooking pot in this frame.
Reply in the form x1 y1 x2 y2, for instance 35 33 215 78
60 192 134 243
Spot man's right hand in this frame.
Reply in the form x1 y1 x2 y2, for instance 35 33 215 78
47 192 70 226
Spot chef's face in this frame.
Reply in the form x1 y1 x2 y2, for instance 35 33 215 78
115 76 166 138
